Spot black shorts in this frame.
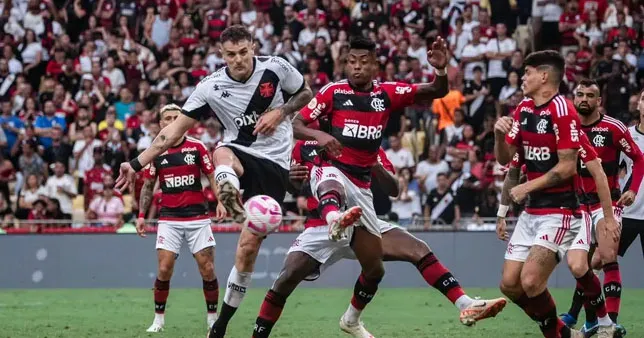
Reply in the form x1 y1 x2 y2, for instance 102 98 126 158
618 217 644 257
225 146 289 203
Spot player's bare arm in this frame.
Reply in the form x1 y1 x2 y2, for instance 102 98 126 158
206 172 227 221
288 163 309 194
254 84 313 136
494 116 516 165
292 115 342 157
136 178 156 237
412 37 449 104
585 159 621 242
510 149 578 203
496 166 520 241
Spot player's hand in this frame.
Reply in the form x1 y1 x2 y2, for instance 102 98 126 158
617 189 636 207
316 133 342 158
510 183 529 204
496 217 509 241
602 216 621 243
214 203 227 221
494 116 514 137
135 217 146 238
289 163 309 182
253 108 283 136
115 162 136 193
427 36 448 70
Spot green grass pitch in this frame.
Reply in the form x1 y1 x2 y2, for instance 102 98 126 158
1 288 642 338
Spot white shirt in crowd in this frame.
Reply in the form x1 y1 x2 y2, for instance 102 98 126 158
391 189 422 221
542 3 563 22
73 139 103 177
408 45 429 69
298 28 331 47
151 15 173 50
416 159 449 193
103 68 126 94
486 37 516 79
90 196 124 225
385 147 415 169
45 174 77 214
461 42 487 80
20 186 48 205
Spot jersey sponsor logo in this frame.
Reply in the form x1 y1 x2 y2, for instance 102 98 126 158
271 57 293 72
540 109 550 116
520 106 533 114
307 98 318 109
181 147 198 153
592 134 606 147
536 119 548 134
343 99 353 106
202 154 212 171
342 123 383 140
395 86 412 94
524 145 551 161
309 103 326 120
333 88 354 95
164 174 196 188
592 127 609 132
234 111 260 127
371 97 385 112
619 138 632 153
369 90 382 97
570 121 579 142
304 140 318 145
184 153 196 165
215 172 228 183
508 120 520 139
227 282 247 293
259 82 275 98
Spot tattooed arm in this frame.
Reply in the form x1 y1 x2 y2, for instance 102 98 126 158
138 178 155 218
137 114 195 168
501 166 521 206
280 84 313 118
521 149 578 194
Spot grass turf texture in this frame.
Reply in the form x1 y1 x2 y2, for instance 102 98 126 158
0 288 642 338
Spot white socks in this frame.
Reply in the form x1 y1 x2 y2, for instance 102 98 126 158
153 313 165 324
215 165 240 190
343 304 362 324
454 295 475 311
223 266 252 308
325 210 341 225
597 315 613 326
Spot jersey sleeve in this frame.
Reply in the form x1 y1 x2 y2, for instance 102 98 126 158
197 142 215 175
505 102 523 147
181 81 212 121
579 131 598 163
271 57 305 95
510 151 522 168
291 141 304 164
616 126 644 193
552 98 581 150
298 85 333 124
141 162 157 179
376 147 396 175
385 82 418 111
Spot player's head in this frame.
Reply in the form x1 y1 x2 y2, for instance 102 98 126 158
522 50 565 98
573 79 601 116
436 172 448 189
159 104 182 129
638 88 644 115
220 25 255 81
346 36 378 88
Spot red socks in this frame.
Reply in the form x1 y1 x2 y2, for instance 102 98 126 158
416 252 465 304
154 279 170 314
603 262 621 322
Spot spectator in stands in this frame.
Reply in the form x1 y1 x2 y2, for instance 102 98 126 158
27 198 48 231
136 122 159 152
44 161 77 219
386 135 415 171
416 145 449 194
441 108 466 151
0 100 24 156
461 28 487 81
486 23 516 98
0 152 14 207
43 126 73 166
18 139 47 183
448 157 481 216
68 106 97 142
87 182 124 227
45 198 69 225
200 119 222 151
98 107 124 140
34 100 66 149
17 174 47 219
424 172 459 227
72 125 102 186
432 81 466 133
463 66 490 131
499 70 520 107
390 168 422 227
447 124 477 162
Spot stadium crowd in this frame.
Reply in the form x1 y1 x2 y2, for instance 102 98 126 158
0 0 643 230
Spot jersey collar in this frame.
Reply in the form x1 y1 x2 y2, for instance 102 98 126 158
224 57 257 84
581 113 604 128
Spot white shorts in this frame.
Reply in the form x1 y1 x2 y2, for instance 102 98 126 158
156 218 216 254
575 205 623 245
505 211 588 261
287 220 400 280
309 165 381 237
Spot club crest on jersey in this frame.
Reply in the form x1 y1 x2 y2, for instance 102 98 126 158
593 134 606 147
536 119 548 134
184 153 196 165
259 82 275 98
371 98 385 112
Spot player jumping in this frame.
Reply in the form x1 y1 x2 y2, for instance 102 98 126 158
291 36 450 337
558 80 643 334
113 26 314 338
250 137 506 338
135 104 226 332
494 50 618 338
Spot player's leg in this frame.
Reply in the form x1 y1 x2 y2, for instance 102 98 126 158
380 226 506 325
595 209 623 324
253 251 321 338
213 146 246 222
147 221 182 332
188 220 219 329
559 245 595 328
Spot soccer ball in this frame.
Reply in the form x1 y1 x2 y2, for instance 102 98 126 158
243 195 283 236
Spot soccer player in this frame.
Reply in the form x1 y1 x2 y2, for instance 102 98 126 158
493 50 616 338
559 80 642 333
113 26 313 337
135 104 226 332
250 137 507 338
292 36 450 336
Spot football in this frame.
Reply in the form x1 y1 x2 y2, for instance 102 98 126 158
243 195 283 236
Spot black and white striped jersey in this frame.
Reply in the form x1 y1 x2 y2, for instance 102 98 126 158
182 56 305 170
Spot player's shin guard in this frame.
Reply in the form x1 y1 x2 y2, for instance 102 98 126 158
566 282 585 320
416 252 470 309
209 266 252 338
529 290 569 338
253 290 287 338
576 270 610 325
344 273 381 324
154 279 170 314
602 262 621 322
215 165 240 190
203 279 219 315
318 191 342 225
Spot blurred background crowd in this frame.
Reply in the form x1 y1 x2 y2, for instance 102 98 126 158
0 0 643 231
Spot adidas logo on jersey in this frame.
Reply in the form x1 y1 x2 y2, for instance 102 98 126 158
161 159 169 165
343 100 353 106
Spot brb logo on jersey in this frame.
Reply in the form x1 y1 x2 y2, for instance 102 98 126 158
234 111 260 128
524 146 551 161
165 174 196 188
342 121 383 140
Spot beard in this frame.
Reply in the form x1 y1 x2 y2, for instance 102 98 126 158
575 104 594 116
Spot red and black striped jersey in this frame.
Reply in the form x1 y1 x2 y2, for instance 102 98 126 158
142 137 214 220
291 140 395 228
578 115 644 209
298 80 417 189
506 95 583 215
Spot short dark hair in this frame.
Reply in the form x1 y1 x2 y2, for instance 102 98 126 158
577 79 600 91
349 36 376 53
524 50 565 83
220 25 252 44
437 172 448 179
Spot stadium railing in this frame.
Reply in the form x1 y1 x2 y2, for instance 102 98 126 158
0 216 519 234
